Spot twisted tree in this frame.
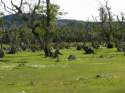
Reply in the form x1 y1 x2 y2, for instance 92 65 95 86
98 1 115 48
1 0 60 56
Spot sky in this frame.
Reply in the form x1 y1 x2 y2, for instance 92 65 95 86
1 0 125 21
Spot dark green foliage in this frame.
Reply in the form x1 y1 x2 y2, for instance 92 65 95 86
107 43 114 48
116 42 125 56
20 43 27 51
96 74 101 78
76 44 83 50
7 46 17 54
92 42 100 49
0 49 4 58
116 42 124 52
54 43 70 49
117 45 123 52
62 42 70 49
30 44 40 52
53 49 62 62
44 47 53 57
43 46 62 60
99 55 104 58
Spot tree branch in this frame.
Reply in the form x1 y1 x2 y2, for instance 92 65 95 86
11 0 23 14
0 0 16 14
33 0 41 14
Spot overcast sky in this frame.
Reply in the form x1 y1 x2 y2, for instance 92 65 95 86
1 0 125 21
56 0 125 21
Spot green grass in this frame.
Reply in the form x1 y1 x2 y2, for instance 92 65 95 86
0 48 125 93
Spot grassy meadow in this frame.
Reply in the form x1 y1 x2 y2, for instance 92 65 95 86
0 48 125 93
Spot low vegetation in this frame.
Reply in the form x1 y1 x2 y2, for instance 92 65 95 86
0 0 125 92
0 48 124 93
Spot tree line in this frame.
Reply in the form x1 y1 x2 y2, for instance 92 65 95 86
0 0 125 59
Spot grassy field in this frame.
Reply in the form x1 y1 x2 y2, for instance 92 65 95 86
0 48 125 93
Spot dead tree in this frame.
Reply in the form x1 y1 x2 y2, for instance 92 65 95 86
98 1 115 48
1 0 59 57
115 13 125 52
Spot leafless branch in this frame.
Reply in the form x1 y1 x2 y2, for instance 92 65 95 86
0 0 16 14
33 0 41 14
11 0 23 14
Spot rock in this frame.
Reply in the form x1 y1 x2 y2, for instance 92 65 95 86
67 55 76 61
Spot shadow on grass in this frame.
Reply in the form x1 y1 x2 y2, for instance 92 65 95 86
0 59 10 63
15 61 28 63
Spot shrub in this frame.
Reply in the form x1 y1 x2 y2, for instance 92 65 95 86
30 44 40 52
55 42 70 49
83 45 94 54
116 42 125 52
107 43 113 48
0 49 4 58
76 44 83 50
67 55 76 61
7 46 17 54
92 42 100 49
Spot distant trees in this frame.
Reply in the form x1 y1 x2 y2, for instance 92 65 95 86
0 12 5 58
0 12 4 49
1 0 125 58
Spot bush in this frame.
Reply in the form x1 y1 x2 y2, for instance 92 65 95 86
76 44 83 50
7 46 17 54
92 42 100 49
53 49 62 58
67 55 76 61
115 42 125 52
0 49 4 58
55 43 70 49
107 43 113 48
20 44 27 51
30 44 40 52
83 45 94 54
117 47 123 52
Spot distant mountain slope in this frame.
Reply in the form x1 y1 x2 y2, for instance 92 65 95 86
1 14 95 30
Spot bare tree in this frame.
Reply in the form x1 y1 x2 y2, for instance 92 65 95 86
98 0 115 48
1 0 60 56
